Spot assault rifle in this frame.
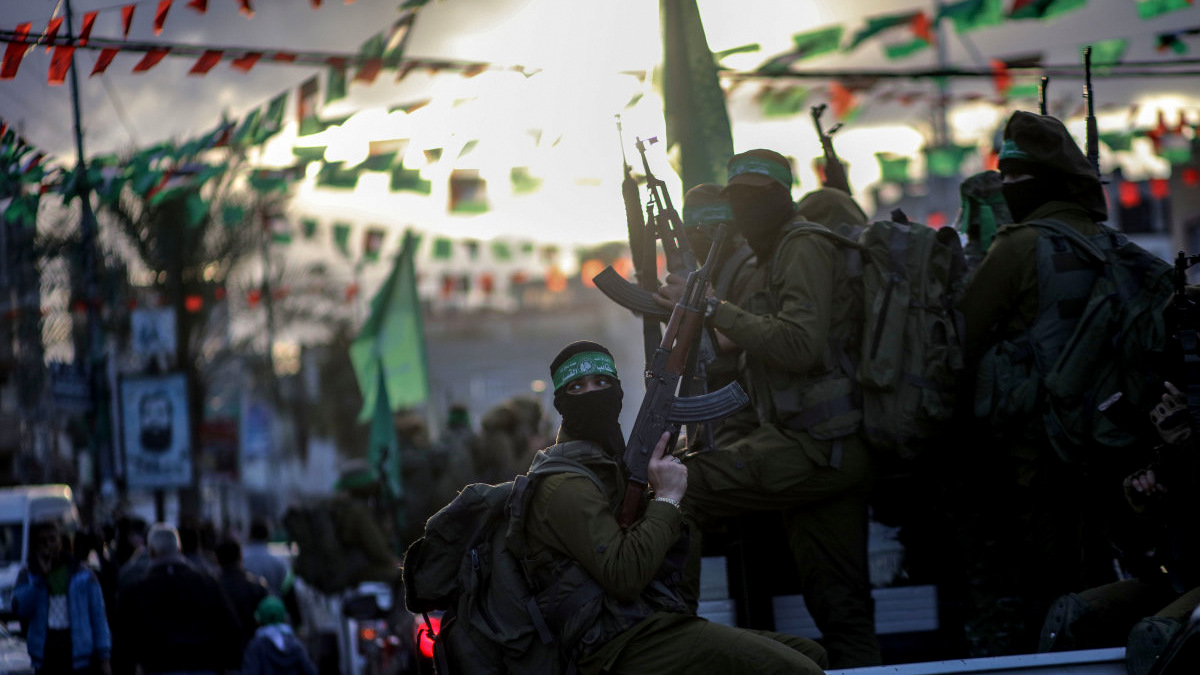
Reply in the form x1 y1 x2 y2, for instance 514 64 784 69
1039 76 1049 116
617 223 749 528
616 115 664 365
1083 47 1100 178
811 103 851 195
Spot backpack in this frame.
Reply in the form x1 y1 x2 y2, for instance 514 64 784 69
755 215 969 461
283 499 360 594
854 217 970 460
976 219 1173 462
402 456 605 675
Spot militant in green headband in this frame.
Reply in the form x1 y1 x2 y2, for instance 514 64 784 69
998 138 1033 163
552 351 618 391
727 154 793 189
683 202 734 229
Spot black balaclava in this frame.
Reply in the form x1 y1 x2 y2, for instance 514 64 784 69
550 341 625 457
729 182 797 259
1000 163 1072 223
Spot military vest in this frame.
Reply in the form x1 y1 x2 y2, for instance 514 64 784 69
743 219 865 441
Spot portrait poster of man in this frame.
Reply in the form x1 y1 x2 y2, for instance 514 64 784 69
120 372 192 489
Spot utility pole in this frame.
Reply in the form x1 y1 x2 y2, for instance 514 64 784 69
65 0 113 514
929 0 958 222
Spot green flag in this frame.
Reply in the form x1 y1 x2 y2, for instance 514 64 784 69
758 25 843 73
661 0 734 191
847 11 921 50
1010 0 1089 20
876 152 911 184
926 144 974 178
349 230 430 421
1138 0 1193 19
759 85 809 118
326 61 348 104
366 368 404 536
938 0 1006 33
258 92 288 143
1087 38 1128 67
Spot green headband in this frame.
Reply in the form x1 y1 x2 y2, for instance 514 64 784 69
552 351 618 391
683 203 734 228
728 155 792 188
998 138 1033 163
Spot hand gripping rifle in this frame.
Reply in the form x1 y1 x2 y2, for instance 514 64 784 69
811 103 852 195
617 224 749 529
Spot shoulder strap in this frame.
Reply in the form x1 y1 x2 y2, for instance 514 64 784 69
1026 218 1109 265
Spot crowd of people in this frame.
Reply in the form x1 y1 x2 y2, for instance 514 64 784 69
12 515 314 675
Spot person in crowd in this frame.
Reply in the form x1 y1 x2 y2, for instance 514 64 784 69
521 340 829 674
215 537 272 657
115 524 242 675
241 596 317 675
655 149 881 667
242 518 288 597
13 520 112 675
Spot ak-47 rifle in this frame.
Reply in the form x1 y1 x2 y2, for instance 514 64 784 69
1038 76 1049 116
1083 47 1100 178
616 115 663 366
811 103 852 195
617 223 748 528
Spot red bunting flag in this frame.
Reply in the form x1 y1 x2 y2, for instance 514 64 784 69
1119 181 1141 208
90 48 120 76
43 17 63 52
79 12 97 44
48 46 75 85
190 50 222 74
311 0 322 6
154 0 173 35
121 5 136 39
187 0 207 12
0 23 32 79
238 0 254 18
990 59 1012 97
829 80 858 120
231 52 263 72
296 75 318 123
132 49 171 73
1150 177 1170 200
272 53 297 63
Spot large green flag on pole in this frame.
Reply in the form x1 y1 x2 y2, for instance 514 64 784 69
350 229 429 423
661 0 734 191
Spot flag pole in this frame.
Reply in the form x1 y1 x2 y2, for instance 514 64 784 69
65 0 115 510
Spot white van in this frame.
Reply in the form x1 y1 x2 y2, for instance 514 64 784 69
0 485 80 618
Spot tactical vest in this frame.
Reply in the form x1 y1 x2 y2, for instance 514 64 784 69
521 442 690 663
743 219 864 440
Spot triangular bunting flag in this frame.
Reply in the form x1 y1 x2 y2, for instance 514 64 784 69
132 49 171 73
154 0 173 36
1 24 33 80
190 50 223 75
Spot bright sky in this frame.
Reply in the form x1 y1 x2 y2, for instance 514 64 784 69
1 0 1199 250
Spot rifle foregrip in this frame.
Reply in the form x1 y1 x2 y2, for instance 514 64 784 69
617 481 645 529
